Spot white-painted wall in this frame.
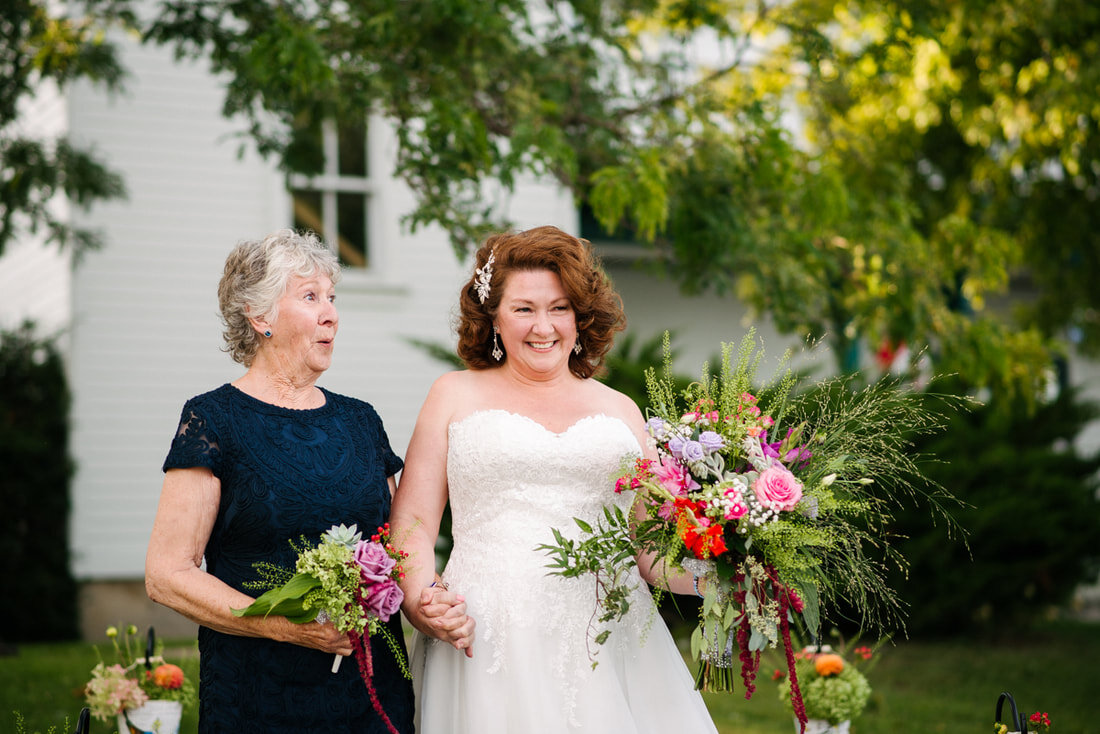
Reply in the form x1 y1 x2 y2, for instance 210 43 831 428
56 31 584 581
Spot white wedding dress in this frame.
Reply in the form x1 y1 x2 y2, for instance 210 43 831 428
413 409 718 733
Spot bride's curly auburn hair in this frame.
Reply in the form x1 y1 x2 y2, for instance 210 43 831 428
456 225 625 378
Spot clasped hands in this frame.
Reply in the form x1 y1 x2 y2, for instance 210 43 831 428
415 583 476 658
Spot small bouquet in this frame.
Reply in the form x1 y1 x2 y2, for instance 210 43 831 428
232 523 409 734
541 332 958 733
994 711 1052 734
84 623 195 723
776 643 875 727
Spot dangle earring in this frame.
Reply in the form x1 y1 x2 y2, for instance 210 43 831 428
491 326 503 362
573 340 582 356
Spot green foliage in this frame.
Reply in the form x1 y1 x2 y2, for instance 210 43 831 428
885 380 1100 637
11 709 76 734
114 0 1089 402
1 1 128 257
0 322 77 642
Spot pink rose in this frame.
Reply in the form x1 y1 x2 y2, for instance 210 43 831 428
753 465 803 512
362 578 403 621
354 540 396 584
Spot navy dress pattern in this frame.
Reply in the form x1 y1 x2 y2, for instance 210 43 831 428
162 384 414 733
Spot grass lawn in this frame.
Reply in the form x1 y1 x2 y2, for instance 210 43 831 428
3 619 1096 733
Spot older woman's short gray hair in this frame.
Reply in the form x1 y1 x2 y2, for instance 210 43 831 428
218 229 341 366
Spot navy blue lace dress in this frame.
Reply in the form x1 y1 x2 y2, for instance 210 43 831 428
162 384 415 733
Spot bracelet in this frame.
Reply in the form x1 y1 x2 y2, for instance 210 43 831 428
693 574 704 598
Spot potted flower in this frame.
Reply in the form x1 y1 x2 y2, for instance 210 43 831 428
84 624 196 734
777 644 874 734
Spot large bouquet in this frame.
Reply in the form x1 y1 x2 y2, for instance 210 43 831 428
541 332 958 732
232 523 409 734
84 623 196 723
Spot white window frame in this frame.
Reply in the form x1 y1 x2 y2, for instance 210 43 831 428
287 118 375 271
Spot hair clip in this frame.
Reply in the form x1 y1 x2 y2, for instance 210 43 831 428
475 249 496 304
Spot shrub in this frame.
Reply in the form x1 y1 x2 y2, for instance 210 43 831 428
887 381 1100 637
0 321 78 642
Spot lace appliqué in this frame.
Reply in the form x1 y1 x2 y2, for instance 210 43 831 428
442 410 654 725
167 408 222 470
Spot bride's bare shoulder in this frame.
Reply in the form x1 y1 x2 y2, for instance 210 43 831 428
585 379 645 424
424 369 497 414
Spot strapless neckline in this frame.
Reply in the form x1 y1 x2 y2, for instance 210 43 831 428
449 408 637 443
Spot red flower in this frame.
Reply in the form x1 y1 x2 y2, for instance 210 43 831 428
682 523 727 559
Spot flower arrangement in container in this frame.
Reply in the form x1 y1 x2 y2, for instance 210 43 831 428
540 331 961 733
993 710 1052 734
777 643 876 733
84 624 195 734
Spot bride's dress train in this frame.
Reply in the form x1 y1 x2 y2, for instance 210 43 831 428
413 410 718 733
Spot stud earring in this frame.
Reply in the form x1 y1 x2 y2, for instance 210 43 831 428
491 326 503 362
264 330 272 338
573 340 582 356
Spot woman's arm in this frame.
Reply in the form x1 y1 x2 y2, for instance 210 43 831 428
145 467 352 655
615 391 700 598
390 373 476 656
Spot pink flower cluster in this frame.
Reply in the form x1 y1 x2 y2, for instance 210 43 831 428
353 524 405 621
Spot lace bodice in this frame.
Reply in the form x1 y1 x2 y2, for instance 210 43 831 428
442 410 655 711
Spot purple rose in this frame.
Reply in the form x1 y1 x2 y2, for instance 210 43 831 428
354 540 396 584
362 578 403 621
682 440 706 464
666 435 686 459
646 417 669 440
698 431 725 453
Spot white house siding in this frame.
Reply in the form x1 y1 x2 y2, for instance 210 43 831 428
60 32 583 594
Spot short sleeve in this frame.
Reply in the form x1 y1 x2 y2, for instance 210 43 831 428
162 400 223 476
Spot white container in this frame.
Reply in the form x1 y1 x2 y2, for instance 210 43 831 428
795 718 851 734
117 700 183 734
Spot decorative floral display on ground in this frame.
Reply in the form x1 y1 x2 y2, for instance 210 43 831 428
232 523 410 734
540 331 962 733
776 641 877 725
84 624 195 723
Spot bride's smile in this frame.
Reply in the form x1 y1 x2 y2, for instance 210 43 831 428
494 269 578 376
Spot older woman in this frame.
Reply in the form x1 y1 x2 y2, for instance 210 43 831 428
145 230 469 733
391 226 718 732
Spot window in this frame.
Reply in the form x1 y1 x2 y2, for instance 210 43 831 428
289 119 372 269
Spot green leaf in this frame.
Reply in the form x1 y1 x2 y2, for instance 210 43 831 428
748 627 768 652
796 582 820 640
230 572 321 618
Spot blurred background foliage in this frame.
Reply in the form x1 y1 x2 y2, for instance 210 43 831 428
72 0 1097 398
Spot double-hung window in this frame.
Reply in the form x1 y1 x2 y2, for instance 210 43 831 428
288 119 373 269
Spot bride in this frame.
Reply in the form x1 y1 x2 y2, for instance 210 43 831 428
390 225 718 733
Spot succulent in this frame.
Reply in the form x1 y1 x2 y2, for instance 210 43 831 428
323 523 362 548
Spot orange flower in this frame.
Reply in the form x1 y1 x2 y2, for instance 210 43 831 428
814 653 845 677
153 663 185 689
